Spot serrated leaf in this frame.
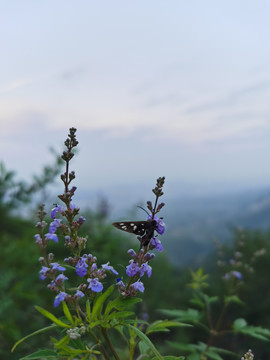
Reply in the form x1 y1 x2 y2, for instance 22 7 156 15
62 302 74 325
19 349 57 359
11 325 57 352
234 322 270 341
35 306 70 328
127 324 163 360
92 285 114 319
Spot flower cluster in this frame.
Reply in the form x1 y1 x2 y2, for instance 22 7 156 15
34 129 166 311
215 228 267 295
34 128 120 308
115 177 166 296
241 349 254 360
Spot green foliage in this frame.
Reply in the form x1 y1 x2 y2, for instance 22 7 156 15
4 129 270 360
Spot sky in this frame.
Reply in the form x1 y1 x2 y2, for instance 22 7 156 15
1 1 270 198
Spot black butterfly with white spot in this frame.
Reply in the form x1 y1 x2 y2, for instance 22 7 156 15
112 219 158 247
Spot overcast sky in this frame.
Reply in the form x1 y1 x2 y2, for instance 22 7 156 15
1 1 270 196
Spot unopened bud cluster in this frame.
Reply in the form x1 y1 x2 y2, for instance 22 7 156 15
241 349 254 360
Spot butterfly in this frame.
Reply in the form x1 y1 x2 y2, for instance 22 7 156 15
112 219 158 247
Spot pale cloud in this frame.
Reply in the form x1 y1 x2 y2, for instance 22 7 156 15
1 1 270 190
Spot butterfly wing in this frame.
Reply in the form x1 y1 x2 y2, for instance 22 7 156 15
112 221 150 236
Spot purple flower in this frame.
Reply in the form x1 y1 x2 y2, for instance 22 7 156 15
148 215 165 235
139 263 152 278
75 290 85 298
144 252 155 261
131 281 144 293
77 216 86 225
76 257 88 277
40 266 50 280
126 260 140 277
91 263 98 271
51 205 64 219
87 278 103 292
102 262 118 275
45 233 58 243
150 237 163 252
232 271 243 280
69 203 78 211
54 291 67 307
34 234 42 244
116 278 125 287
49 219 62 234
48 280 57 291
224 271 243 280
51 262 66 272
55 274 68 284
128 249 137 258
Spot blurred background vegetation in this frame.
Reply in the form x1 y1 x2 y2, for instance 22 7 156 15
1 156 270 360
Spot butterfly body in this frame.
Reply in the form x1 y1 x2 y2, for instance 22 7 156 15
112 219 157 247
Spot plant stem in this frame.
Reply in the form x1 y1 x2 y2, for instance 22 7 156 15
102 328 121 360
88 329 110 360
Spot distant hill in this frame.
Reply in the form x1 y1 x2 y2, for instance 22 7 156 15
76 183 270 267
164 188 270 266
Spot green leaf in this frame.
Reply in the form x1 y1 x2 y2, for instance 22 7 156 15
187 354 200 360
147 320 191 334
189 298 205 308
86 299 91 320
139 340 151 355
204 295 219 304
53 335 70 349
127 324 163 360
234 320 270 341
233 319 270 341
152 357 185 360
159 308 200 323
19 349 57 359
105 296 142 316
167 341 196 352
62 302 74 325
207 346 236 356
224 295 244 305
11 324 57 352
233 318 247 330
120 319 149 325
107 311 134 320
92 285 114 319
35 306 70 328
204 349 223 360
89 320 109 328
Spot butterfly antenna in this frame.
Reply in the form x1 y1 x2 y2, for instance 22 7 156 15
137 206 150 216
